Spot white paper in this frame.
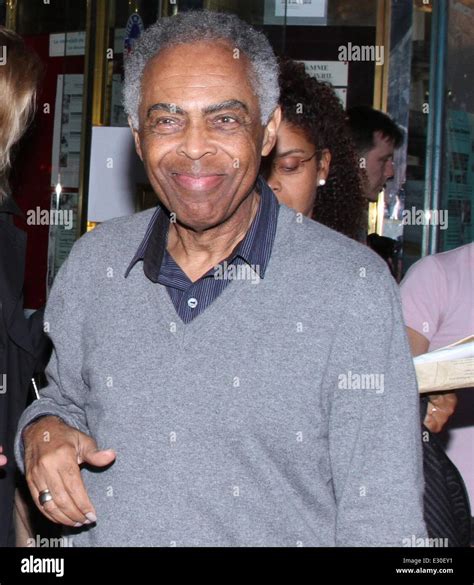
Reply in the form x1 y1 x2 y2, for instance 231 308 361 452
87 126 149 223
413 336 474 392
414 338 474 364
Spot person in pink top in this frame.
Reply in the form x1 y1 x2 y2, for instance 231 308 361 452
401 242 473 352
400 242 473 545
401 242 473 430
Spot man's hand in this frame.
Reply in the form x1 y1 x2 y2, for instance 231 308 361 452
424 392 458 433
23 416 116 527
0 445 7 466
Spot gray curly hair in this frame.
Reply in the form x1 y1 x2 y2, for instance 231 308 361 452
123 10 280 129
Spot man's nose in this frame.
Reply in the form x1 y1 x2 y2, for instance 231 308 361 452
385 160 395 179
177 123 217 160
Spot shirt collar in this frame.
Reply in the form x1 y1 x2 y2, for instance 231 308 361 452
125 175 279 282
232 176 278 278
125 203 169 282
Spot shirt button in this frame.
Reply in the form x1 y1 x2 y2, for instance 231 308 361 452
187 297 198 309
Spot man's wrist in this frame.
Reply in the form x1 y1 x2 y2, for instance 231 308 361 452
23 415 64 441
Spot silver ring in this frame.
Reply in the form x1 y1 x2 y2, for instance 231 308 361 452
38 489 53 506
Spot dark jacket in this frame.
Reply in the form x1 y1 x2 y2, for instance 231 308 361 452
0 196 48 546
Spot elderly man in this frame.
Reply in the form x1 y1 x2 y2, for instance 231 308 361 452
15 11 426 546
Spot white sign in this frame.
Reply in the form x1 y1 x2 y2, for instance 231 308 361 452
300 61 349 86
333 87 347 109
274 0 327 18
87 126 148 223
49 32 86 57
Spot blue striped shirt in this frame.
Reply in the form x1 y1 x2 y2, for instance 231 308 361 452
125 176 279 323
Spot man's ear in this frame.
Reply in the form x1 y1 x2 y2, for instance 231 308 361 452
317 149 331 182
261 106 282 157
129 116 143 161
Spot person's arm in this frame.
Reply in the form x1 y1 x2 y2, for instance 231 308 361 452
325 265 427 546
406 326 429 357
401 258 458 433
405 326 457 433
14 234 116 527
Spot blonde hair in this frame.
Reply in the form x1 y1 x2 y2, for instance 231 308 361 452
0 27 42 201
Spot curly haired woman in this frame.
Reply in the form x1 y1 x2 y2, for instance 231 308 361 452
264 58 366 241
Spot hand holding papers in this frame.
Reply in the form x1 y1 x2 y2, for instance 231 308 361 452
414 335 474 393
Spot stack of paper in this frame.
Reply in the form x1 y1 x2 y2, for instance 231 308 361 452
413 335 474 393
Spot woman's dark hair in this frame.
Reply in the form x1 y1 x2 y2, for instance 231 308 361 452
277 58 365 241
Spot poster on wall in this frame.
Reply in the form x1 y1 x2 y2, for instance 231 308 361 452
49 32 86 57
51 74 84 189
264 0 327 25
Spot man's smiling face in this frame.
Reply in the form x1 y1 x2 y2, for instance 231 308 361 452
131 41 280 232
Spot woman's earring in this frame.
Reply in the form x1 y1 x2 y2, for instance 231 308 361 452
318 178 326 186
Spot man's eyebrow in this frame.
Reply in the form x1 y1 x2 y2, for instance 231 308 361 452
146 103 186 117
146 99 249 119
202 100 249 115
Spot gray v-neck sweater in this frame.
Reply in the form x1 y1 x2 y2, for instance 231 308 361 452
15 205 427 546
